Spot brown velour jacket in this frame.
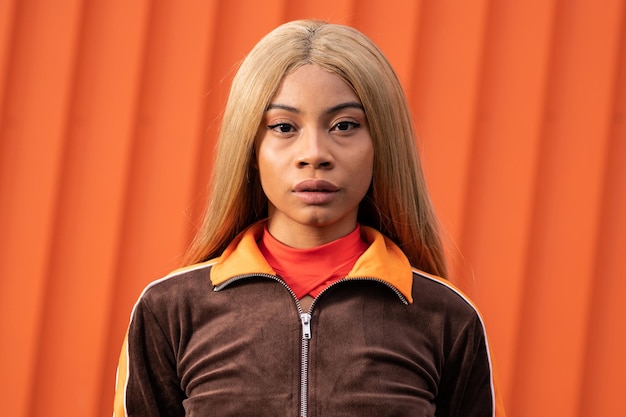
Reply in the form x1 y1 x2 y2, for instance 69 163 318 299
114 223 506 417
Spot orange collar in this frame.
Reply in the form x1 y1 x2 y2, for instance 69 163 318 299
210 221 414 303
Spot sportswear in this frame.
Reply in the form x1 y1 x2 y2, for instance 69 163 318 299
114 222 506 416
258 224 369 298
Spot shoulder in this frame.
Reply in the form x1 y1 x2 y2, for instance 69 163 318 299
135 261 216 309
410 269 484 323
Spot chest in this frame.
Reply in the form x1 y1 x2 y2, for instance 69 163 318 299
175 280 442 416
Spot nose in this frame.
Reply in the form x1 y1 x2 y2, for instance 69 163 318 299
296 128 334 169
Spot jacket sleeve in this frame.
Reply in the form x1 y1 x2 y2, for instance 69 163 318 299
113 296 186 417
436 313 506 417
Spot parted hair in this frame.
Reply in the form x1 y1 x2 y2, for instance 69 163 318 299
185 20 448 278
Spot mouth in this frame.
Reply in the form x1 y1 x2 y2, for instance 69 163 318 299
292 180 340 205
293 179 340 193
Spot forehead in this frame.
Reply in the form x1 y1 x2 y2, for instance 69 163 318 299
270 65 360 107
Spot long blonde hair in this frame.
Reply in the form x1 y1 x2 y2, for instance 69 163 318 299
185 20 448 278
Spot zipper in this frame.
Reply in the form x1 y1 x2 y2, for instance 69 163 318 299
214 274 408 417
300 313 312 339
215 274 312 416
299 312 311 417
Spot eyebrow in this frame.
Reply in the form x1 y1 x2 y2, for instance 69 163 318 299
266 101 365 115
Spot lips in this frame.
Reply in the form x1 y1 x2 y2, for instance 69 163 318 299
292 180 340 205
293 179 340 193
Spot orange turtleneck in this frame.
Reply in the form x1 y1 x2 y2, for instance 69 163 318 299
258 225 369 299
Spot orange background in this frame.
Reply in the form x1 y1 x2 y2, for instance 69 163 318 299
1 1 624 416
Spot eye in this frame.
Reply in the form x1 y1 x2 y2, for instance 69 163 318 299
268 123 296 133
331 121 360 132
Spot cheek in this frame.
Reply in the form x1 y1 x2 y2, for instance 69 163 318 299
256 144 282 194
346 147 374 200
256 144 273 176
358 146 375 183
359 163 374 194
256 136 284 168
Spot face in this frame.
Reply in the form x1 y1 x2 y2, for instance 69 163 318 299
255 64 374 248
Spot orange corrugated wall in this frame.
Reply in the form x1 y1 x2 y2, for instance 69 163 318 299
0 1 624 416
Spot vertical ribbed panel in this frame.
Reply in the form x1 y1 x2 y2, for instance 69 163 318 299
0 2 85 416
510 1 624 415
0 1 624 416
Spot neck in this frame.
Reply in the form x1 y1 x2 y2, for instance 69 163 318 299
266 220 358 249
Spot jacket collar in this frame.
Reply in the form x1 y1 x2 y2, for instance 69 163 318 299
210 221 414 303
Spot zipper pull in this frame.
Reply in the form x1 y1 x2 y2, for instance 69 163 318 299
300 313 312 340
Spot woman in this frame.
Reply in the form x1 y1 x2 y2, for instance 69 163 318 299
114 20 505 416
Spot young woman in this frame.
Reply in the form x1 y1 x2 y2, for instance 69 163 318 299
114 20 506 417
